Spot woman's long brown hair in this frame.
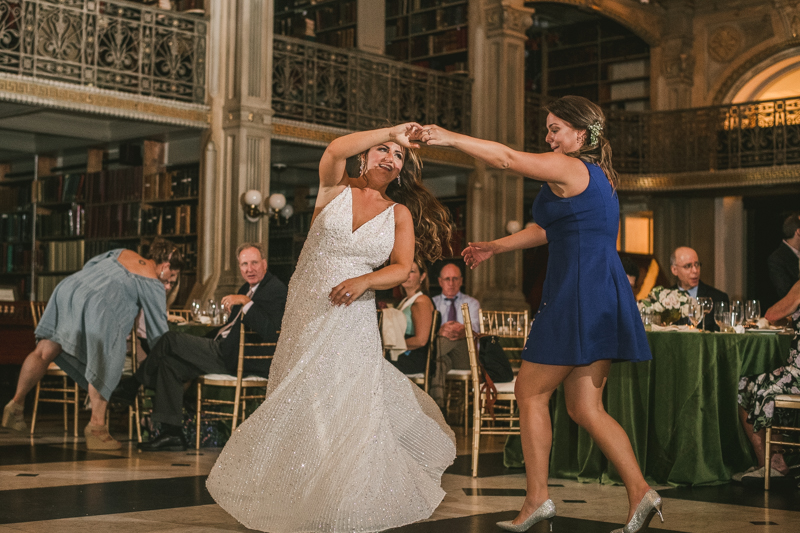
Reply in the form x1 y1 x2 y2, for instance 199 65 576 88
545 95 618 190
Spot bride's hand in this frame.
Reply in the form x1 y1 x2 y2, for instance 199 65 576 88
330 276 370 307
389 123 423 149
462 241 497 270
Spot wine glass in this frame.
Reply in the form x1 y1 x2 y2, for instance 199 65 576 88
745 300 761 326
207 298 219 325
190 299 201 322
507 316 516 336
698 297 713 331
731 300 744 327
688 299 704 329
714 301 731 332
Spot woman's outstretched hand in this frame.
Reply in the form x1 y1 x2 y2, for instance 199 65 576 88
389 123 424 149
419 125 456 147
462 241 496 270
330 276 370 307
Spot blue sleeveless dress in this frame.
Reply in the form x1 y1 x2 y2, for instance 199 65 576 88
522 161 651 366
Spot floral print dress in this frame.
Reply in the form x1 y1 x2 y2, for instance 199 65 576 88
738 329 800 432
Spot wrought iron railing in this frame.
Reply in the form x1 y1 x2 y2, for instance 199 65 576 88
525 93 800 174
0 0 206 103
273 35 471 133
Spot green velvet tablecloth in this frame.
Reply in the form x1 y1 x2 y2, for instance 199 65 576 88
504 331 793 486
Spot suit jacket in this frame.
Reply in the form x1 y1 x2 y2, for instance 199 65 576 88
672 281 729 332
218 272 288 377
768 243 799 300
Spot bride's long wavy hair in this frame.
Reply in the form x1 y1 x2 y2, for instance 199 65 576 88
357 147 453 263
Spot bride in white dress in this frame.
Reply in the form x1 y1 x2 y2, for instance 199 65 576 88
207 124 457 533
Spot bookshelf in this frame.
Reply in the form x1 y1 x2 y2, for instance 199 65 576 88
385 0 468 73
526 17 650 110
428 196 466 296
0 166 34 301
274 0 358 49
267 208 314 287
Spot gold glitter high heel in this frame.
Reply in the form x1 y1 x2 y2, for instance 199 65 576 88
611 489 663 533
497 499 556 532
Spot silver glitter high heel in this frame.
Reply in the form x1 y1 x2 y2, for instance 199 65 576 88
611 489 664 533
497 499 556 532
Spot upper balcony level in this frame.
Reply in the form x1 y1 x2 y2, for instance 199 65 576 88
0 0 206 104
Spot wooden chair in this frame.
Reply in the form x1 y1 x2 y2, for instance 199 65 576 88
29 301 81 437
463 303 520 477
168 309 193 322
194 326 277 449
404 310 439 394
478 309 529 369
764 394 800 490
126 326 150 443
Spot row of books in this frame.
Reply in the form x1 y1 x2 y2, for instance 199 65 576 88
37 205 84 239
141 205 197 236
387 0 462 17
39 240 85 273
84 204 142 239
36 173 85 204
84 167 144 204
36 275 67 302
410 27 467 58
311 1 356 31
140 240 198 272
1 243 31 274
144 168 199 200
0 184 32 212
1 212 31 243
408 5 466 35
317 28 355 48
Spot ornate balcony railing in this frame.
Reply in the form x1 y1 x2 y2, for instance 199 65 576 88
0 0 206 103
525 93 800 175
273 35 471 134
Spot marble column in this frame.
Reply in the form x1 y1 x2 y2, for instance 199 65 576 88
467 0 533 311
196 0 275 300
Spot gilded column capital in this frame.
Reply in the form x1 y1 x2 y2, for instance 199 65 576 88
484 2 534 39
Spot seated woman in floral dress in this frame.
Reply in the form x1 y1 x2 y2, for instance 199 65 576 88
737 279 800 479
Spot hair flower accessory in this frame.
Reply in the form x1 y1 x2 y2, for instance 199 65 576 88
587 121 603 146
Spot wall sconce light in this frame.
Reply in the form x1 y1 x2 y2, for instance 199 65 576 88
506 220 522 234
243 190 293 224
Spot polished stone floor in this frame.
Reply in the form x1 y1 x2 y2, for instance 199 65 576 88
1 413 798 533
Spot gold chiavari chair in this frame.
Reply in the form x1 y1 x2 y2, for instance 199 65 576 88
478 309 530 370
29 301 81 437
194 326 277 449
168 309 193 322
463 303 520 477
404 310 439 394
764 394 800 490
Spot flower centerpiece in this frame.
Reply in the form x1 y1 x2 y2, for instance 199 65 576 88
638 286 691 326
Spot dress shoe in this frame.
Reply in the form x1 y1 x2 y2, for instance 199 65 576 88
497 499 556 532
611 489 663 533
110 376 141 406
84 423 122 450
138 431 187 452
2 400 26 432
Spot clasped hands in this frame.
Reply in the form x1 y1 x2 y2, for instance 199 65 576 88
388 122 455 150
438 321 466 341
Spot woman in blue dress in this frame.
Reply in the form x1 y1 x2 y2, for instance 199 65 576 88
421 96 661 533
2 240 184 449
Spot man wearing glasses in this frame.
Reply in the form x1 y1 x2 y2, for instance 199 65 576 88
670 246 728 331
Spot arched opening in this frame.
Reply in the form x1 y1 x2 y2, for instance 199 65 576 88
723 46 800 103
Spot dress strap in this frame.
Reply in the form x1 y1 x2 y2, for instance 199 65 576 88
398 291 423 311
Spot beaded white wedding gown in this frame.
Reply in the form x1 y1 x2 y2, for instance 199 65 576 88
207 186 456 533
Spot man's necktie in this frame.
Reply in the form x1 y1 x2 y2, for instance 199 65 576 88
446 297 457 323
215 287 255 340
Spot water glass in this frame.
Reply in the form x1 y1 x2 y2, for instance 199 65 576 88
731 300 744 326
640 307 655 331
745 300 761 325
207 299 219 325
714 301 731 332
191 299 202 321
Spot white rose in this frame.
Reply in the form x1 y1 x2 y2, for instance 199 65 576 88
653 303 664 312
680 304 689 316
663 293 680 309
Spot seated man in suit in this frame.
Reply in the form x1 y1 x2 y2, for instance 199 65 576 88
670 246 728 331
768 212 800 300
429 262 480 407
114 242 287 451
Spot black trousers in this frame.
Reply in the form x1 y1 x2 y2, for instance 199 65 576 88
136 331 227 426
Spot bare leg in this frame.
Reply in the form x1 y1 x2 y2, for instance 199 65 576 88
87 385 108 426
11 339 63 405
510 361 573 525
562 360 651 523
738 406 789 474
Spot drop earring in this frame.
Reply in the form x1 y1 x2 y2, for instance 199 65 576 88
397 176 401 185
